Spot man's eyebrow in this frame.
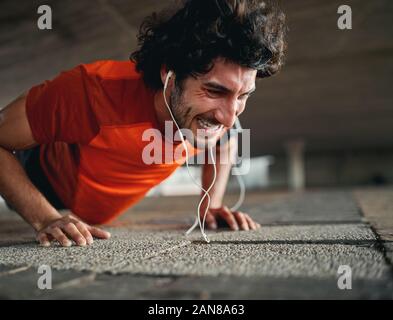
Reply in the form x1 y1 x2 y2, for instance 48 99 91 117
203 81 256 95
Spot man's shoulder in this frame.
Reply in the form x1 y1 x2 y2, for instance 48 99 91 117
76 60 155 127
81 59 141 81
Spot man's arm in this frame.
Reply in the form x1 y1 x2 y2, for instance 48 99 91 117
200 135 260 231
0 94 110 246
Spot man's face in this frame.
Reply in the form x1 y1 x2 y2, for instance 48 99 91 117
169 58 257 148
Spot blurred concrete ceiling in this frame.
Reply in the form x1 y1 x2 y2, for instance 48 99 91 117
0 0 392 156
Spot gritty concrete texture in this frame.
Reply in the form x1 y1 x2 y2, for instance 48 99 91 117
354 188 393 273
243 191 363 224
0 189 392 299
0 224 388 279
354 188 393 241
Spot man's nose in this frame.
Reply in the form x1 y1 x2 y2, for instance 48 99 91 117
214 99 238 128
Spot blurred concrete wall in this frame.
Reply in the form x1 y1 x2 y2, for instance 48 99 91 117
0 0 392 189
270 151 393 188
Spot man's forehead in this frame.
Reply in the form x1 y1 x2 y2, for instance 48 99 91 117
199 59 257 91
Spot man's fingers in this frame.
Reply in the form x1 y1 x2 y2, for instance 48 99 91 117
88 226 111 239
49 227 72 247
244 214 258 230
75 221 94 245
234 212 249 231
35 214 110 248
62 222 86 246
37 233 51 247
204 214 217 230
219 207 239 231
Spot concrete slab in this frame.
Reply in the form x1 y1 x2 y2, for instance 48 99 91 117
1 190 362 227
0 229 192 273
137 226 388 279
136 276 393 300
29 274 393 300
354 188 393 241
354 188 393 273
0 224 389 280
242 191 363 224
0 267 97 299
1 189 392 299
122 190 364 228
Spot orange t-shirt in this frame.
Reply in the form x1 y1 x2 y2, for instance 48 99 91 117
25 60 199 224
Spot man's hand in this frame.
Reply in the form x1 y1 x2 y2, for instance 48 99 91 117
36 213 111 247
202 206 261 231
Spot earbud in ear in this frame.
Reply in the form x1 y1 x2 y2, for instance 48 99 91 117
164 70 174 91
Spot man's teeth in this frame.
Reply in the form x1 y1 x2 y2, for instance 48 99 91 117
197 118 221 131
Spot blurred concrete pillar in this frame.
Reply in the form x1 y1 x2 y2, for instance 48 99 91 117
285 140 306 191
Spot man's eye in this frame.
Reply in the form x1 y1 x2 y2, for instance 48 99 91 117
239 94 250 100
207 89 221 96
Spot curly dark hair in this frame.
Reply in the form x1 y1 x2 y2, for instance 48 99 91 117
131 0 287 90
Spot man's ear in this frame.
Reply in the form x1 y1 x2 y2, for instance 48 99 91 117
160 65 170 86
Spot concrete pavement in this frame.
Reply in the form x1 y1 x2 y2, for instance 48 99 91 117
0 189 392 299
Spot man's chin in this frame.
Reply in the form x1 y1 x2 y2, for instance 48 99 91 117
183 122 223 149
189 134 219 150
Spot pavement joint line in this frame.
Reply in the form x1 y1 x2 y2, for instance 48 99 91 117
141 240 192 260
55 272 97 290
353 194 393 279
0 241 35 248
191 239 379 246
102 240 192 272
0 265 31 277
259 220 363 226
365 223 393 274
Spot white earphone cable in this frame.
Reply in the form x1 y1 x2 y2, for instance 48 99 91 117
229 118 246 212
229 170 245 212
163 71 246 241
163 71 216 243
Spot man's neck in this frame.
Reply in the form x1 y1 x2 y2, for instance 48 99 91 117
153 89 181 145
153 89 171 134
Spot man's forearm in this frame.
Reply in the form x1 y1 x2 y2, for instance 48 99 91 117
0 146 62 231
201 137 237 208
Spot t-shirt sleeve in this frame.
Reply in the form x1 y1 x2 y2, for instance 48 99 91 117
25 65 100 144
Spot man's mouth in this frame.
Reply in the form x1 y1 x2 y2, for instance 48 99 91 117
196 117 223 134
